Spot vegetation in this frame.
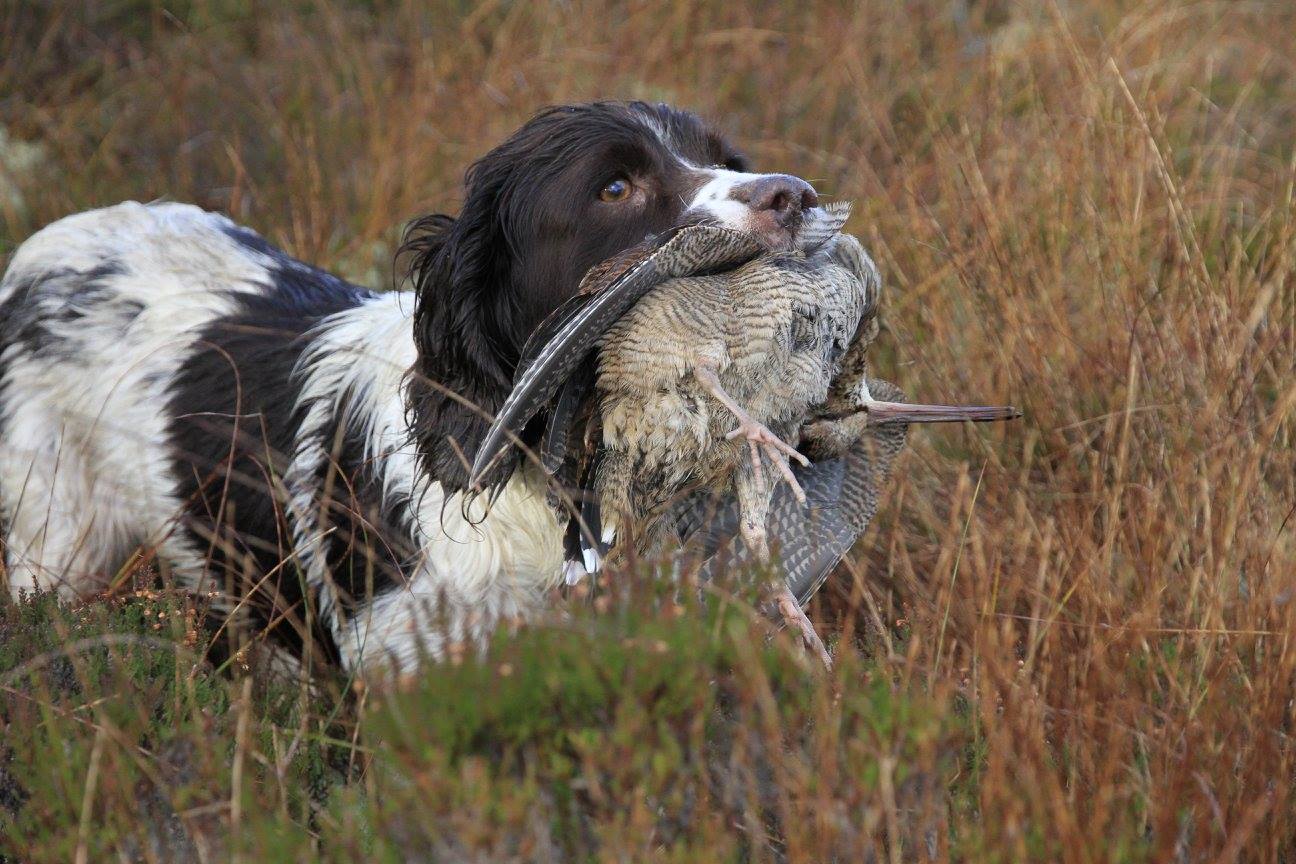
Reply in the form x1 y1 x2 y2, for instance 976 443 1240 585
2 0 1294 860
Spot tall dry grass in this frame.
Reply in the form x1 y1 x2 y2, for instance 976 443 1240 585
2 0 1295 860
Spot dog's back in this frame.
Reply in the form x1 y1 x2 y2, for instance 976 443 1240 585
0 202 289 596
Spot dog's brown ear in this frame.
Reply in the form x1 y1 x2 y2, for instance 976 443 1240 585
402 173 518 495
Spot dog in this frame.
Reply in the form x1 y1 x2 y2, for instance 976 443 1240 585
0 101 821 672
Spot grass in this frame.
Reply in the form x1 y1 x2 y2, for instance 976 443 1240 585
2 0 1295 860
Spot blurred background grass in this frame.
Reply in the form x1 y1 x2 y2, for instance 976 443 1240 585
2 0 1295 860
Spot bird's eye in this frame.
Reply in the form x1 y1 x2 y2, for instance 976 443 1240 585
599 177 633 202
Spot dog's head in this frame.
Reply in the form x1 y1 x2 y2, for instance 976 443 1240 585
404 100 820 490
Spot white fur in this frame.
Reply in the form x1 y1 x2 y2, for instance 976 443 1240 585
0 203 269 595
288 292 564 669
686 169 767 231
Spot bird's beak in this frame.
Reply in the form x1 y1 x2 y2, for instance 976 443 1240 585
862 400 1022 424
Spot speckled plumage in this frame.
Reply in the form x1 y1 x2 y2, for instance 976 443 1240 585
592 211 881 559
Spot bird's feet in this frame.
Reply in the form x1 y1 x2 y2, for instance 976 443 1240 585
691 360 810 502
725 412 810 503
774 587 832 669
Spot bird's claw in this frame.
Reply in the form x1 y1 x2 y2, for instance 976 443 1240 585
776 588 832 669
726 417 810 503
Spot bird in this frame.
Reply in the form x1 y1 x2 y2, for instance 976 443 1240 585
471 204 1020 664
580 203 865 565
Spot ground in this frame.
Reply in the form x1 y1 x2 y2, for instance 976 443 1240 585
1 1 1294 861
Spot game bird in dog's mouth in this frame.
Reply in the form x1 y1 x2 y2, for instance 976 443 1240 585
471 201 1020 663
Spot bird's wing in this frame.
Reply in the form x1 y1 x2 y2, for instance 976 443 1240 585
674 378 909 607
540 361 596 475
469 224 767 486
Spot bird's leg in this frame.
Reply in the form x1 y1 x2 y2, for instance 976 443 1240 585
739 513 771 565
775 588 832 670
734 462 831 669
734 453 774 562
693 360 810 504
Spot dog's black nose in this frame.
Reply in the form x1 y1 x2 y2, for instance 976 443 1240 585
731 175 819 227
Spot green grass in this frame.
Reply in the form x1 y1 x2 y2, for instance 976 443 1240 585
0 582 966 861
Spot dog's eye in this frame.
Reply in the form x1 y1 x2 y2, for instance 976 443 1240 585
598 177 633 202
722 156 747 172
